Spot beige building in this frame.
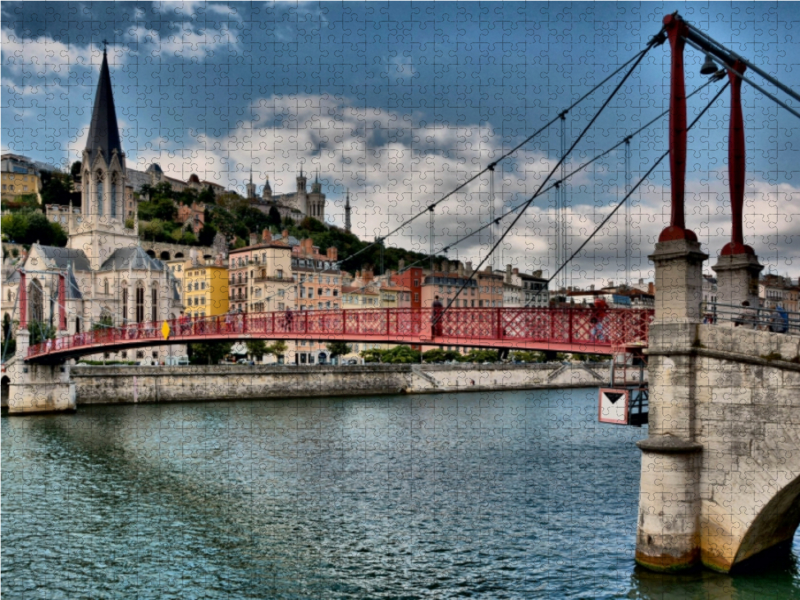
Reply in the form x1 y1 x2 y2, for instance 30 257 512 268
1 154 42 203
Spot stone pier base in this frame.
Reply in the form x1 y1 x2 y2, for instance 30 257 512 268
8 381 76 414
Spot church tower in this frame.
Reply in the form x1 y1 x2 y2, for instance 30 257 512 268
344 190 352 233
295 168 308 215
262 175 272 202
246 168 256 200
69 45 137 270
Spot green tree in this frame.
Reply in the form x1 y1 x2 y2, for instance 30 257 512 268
246 340 268 360
511 351 546 363
326 341 352 360
188 341 233 365
268 206 282 228
380 345 421 364
28 320 56 345
40 171 73 206
198 185 216 205
266 340 288 360
360 348 384 363
460 349 499 363
198 223 217 246
91 313 114 332
142 218 165 241
70 161 82 178
2 313 16 358
0 210 67 246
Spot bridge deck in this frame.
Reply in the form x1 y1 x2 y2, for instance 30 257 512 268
25 307 653 363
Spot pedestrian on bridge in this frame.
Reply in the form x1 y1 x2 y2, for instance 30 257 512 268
432 296 444 337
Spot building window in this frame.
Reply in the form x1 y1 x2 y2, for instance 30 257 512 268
151 287 158 322
95 171 104 216
136 284 145 323
122 287 128 323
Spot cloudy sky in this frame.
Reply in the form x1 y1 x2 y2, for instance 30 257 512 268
3 1 800 286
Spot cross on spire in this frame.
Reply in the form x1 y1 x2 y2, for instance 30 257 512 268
102 39 109 53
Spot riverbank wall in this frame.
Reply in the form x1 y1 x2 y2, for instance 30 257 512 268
64 362 619 405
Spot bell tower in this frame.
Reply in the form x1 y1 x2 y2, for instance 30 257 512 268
70 42 136 269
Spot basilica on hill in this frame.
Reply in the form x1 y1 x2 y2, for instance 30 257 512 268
2 48 183 363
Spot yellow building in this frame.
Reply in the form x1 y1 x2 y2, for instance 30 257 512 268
184 263 229 317
1 154 42 203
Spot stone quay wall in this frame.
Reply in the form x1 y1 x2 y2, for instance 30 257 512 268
67 362 613 405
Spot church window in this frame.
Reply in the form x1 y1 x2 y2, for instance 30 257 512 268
122 287 128 323
110 174 117 218
75 317 81 334
29 279 44 324
136 283 145 323
95 171 104 216
104 279 109 295
151 286 158 322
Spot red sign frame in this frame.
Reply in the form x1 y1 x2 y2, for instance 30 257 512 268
598 388 630 425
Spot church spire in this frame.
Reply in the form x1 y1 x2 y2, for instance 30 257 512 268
85 46 122 162
344 189 352 233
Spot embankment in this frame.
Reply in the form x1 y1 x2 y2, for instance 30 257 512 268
68 362 617 405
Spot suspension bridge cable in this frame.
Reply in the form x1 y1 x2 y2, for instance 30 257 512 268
536 80 731 302
434 39 661 321
624 138 631 286
385 76 721 282
336 34 666 269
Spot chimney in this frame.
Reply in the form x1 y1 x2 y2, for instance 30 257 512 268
363 269 373 283
262 229 272 243
512 268 519 275
249 232 258 246
282 229 288 239
589 284 595 291
639 278 644 285
533 270 542 278
648 282 655 295
441 259 449 273
466 261 473 275
458 263 465 277
215 254 224 267
608 280 614 288
398 258 405 270
327 247 338 261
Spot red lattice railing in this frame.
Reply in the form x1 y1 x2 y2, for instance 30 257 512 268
26 307 653 360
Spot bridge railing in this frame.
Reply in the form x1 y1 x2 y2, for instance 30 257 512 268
26 307 654 359
702 302 800 334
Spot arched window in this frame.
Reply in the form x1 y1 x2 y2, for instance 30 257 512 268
103 279 109 295
136 282 145 323
29 278 44 324
95 170 104 216
151 284 158 322
121 285 128 323
110 173 118 218
84 171 91 214
75 316 81 334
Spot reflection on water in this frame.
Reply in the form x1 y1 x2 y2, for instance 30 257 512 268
3 390 798 599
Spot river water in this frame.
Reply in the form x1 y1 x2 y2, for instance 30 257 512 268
2 388 798 599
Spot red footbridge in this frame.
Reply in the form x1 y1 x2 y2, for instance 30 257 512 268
25 307 653 364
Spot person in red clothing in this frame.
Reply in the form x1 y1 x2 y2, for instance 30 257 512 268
432 296 444 337
591 297 608 342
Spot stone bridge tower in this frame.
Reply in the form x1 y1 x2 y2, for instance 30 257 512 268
635 14 800 574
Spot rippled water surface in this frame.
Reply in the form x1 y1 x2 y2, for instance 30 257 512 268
3 389 799 599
